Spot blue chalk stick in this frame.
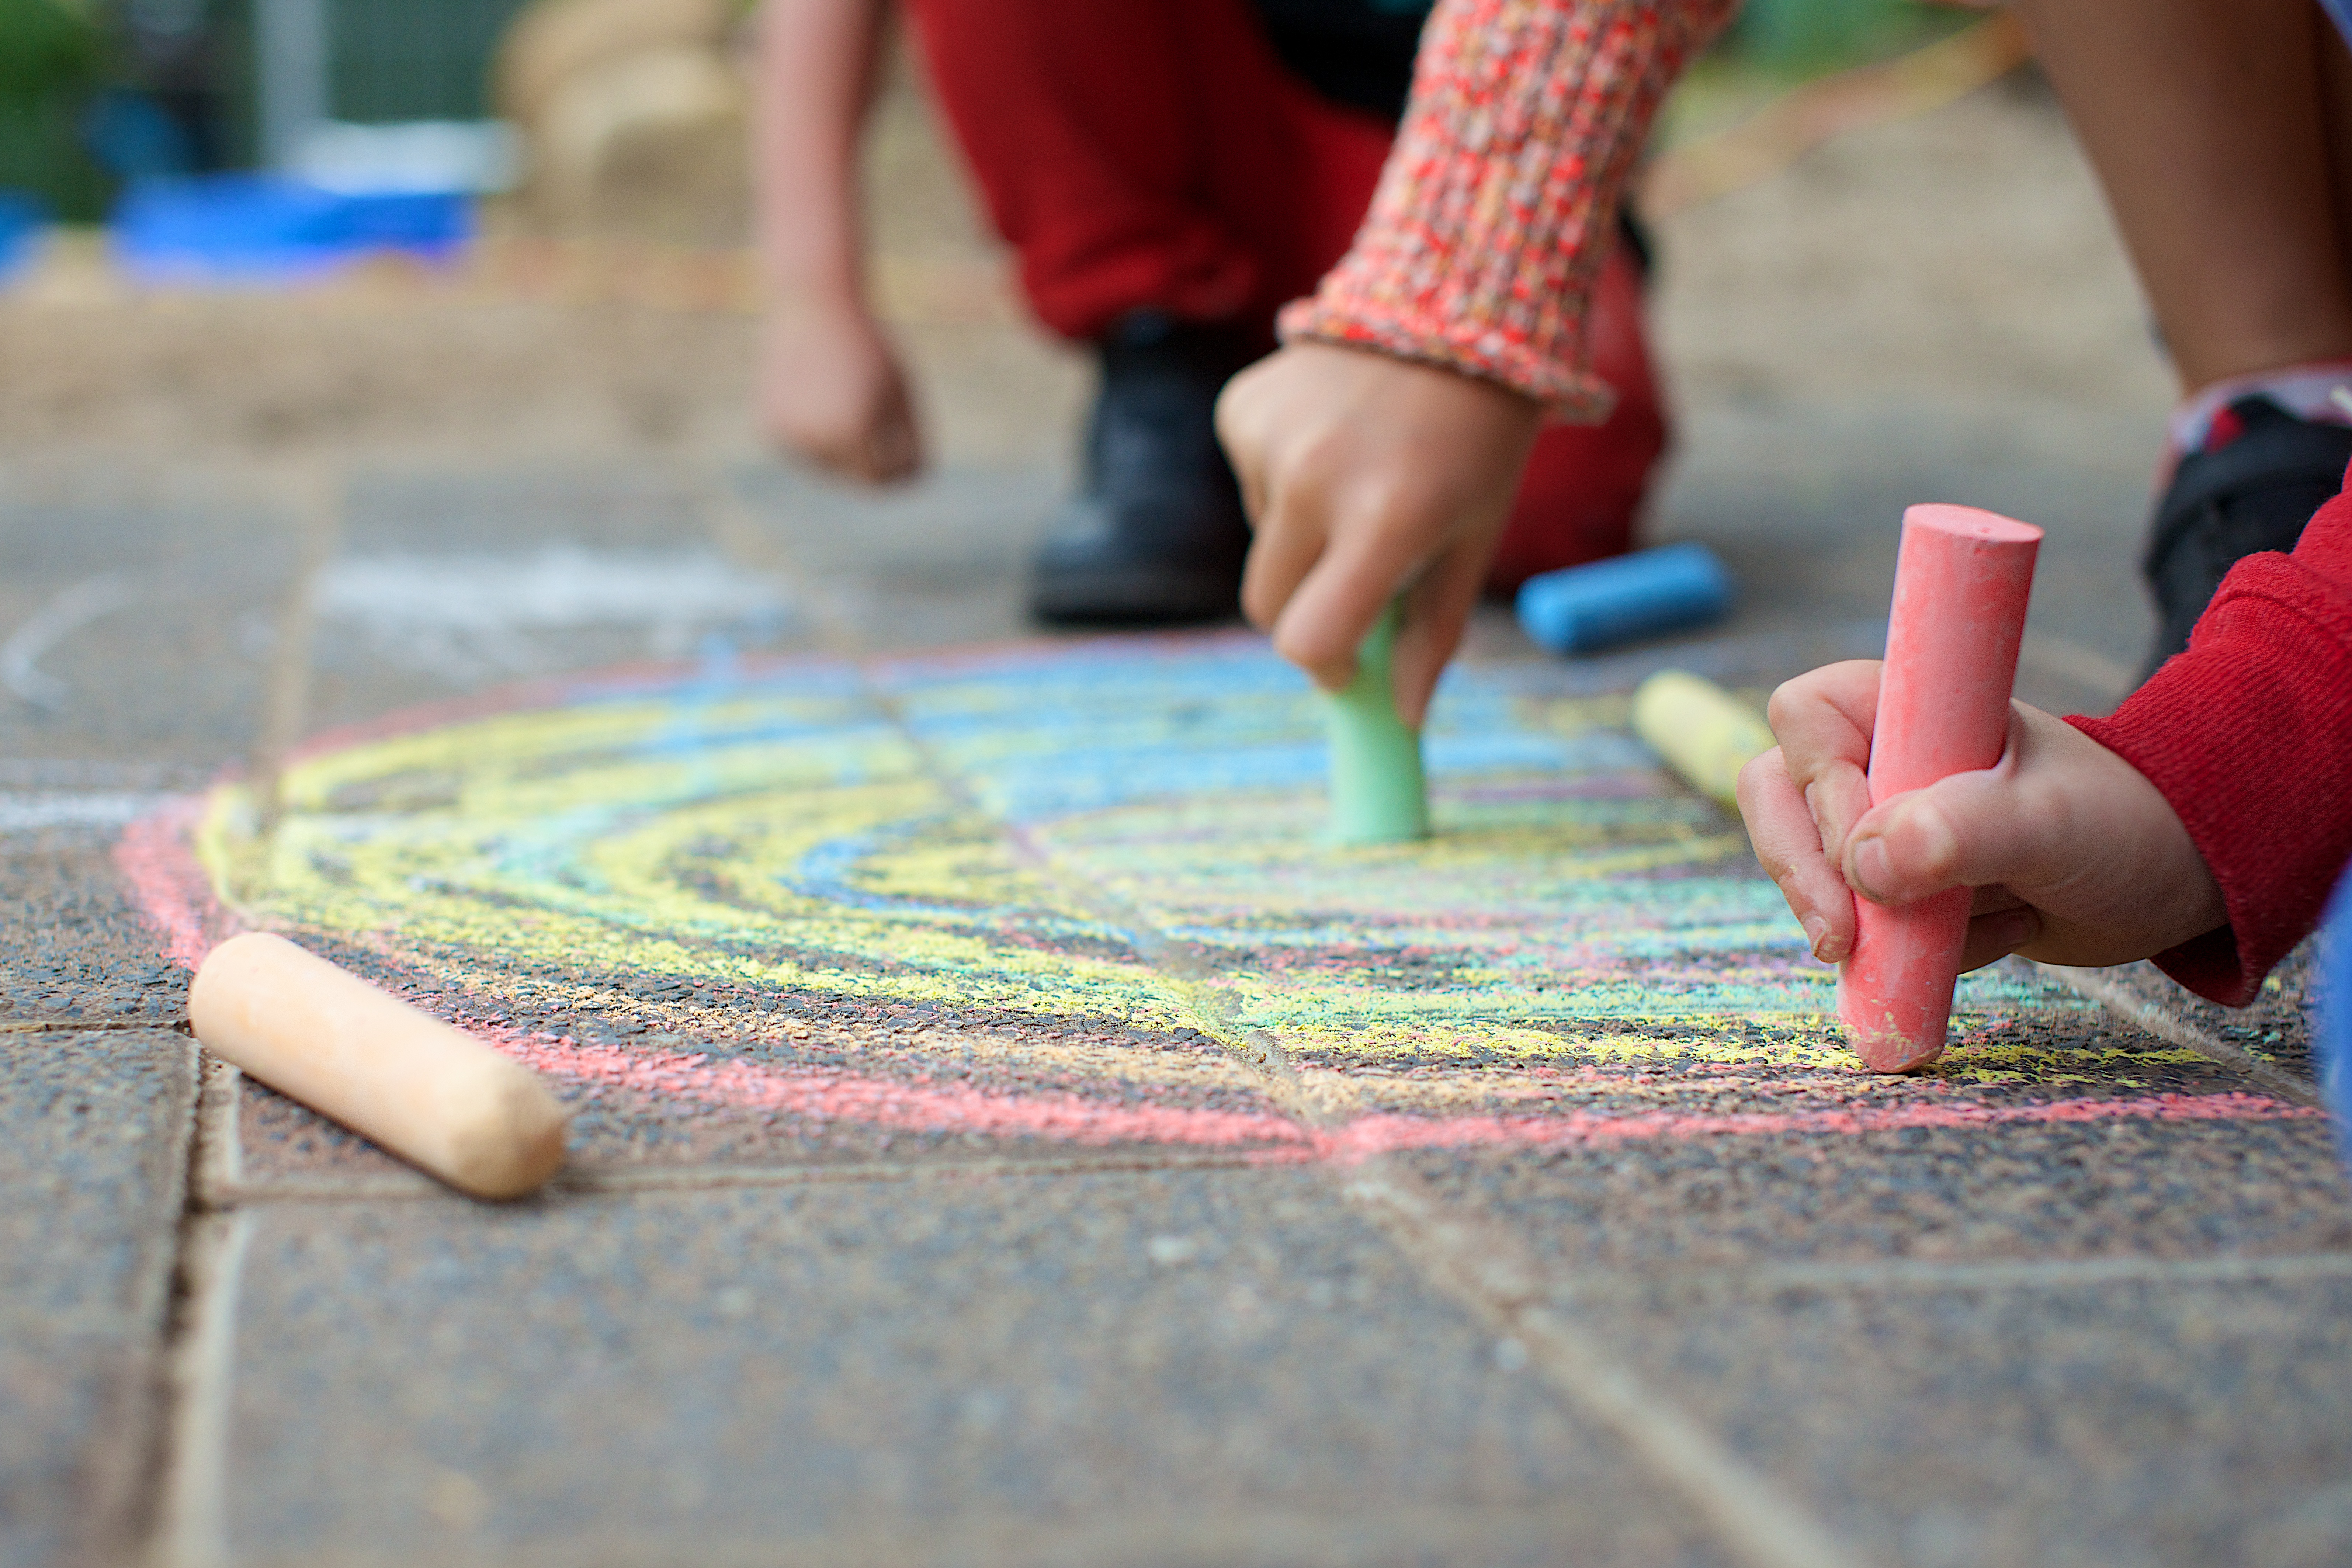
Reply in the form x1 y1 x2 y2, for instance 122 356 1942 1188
1514 542 1733 655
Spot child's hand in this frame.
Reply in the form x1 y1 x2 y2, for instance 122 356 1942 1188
1215 342 1541 727
760 296 922 485
1735 660 2227 971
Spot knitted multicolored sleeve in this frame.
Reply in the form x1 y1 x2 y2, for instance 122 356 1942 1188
1277 0 1738 419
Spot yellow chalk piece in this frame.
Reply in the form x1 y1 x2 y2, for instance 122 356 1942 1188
1630 670 1775 809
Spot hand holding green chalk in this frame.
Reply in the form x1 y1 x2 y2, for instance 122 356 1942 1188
1324 601 1430 845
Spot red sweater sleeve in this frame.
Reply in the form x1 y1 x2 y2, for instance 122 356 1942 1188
2068 472 2352 1005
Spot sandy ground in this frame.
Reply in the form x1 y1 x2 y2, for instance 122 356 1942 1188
0 70 2165 473
0 66 1055 468
1656 74 2166 417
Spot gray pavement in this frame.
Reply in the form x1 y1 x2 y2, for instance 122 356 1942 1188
3 80 2348 1568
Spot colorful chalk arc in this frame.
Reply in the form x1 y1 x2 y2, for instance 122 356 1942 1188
114 631 2279 1164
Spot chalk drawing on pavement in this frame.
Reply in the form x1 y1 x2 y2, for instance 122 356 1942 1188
124 632 2314 1155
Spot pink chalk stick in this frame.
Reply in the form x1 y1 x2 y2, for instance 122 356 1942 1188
1839 504 2042 1072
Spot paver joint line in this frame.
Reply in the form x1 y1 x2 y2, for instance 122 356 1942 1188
2044 962 2320 1106
132 1048 246 1567
0 1016 192 1033
136 471 349 1568
202 1148 1277 1208
150 1209 253 1568
247 473 341 836
1557 1249 2352 1302
191 1056 243 1207
1343 1158 1878 1568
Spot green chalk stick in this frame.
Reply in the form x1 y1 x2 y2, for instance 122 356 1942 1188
1324 601 1429 845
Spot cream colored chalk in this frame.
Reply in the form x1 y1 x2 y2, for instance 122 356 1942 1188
188 933 567 1198
1630 670 1776 810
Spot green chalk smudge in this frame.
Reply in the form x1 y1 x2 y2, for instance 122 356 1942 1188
1324 600 1429 845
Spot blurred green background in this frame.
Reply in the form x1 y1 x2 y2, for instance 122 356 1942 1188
1735 0 1963 72
1 0 112 218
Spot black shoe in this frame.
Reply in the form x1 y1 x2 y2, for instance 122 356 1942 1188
1028 311 1256 626
2140 395 2352 680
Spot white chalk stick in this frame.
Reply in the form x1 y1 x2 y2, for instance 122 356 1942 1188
189 932 568 1198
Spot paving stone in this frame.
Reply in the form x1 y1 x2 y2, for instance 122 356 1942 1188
1547 1265 2352 1568
303 465 819 735
0 844 190 1026
0 1028 197 1568
725 462 1054 582
0 1332 161 1568
212 1169 1730 1568
0 1028 195 1315
1405 1116 2352 1279
0 488 299 766
338 466 711 555
726 461 1064 649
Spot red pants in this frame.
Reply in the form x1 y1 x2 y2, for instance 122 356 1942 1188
903 0 1668 588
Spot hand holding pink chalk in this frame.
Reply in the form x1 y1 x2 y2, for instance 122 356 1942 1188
1739 662 2226 989
1737 503 2228 1073
1833 505 2043 1069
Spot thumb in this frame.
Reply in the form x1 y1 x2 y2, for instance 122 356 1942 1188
1841 759 2053 906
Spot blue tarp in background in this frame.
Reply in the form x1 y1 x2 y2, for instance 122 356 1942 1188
0 190 47 281
108 172 469 283
0 173 471 287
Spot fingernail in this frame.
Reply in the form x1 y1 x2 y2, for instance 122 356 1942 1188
1848 835 1896 902
1801 914 1829 958
1908 801 1960 879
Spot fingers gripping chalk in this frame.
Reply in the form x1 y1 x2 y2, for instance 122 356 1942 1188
1839 504 2041 1073
1325 601 1429 845
189 933 569 1198
1630 670 1774 809
1516 542 1733 656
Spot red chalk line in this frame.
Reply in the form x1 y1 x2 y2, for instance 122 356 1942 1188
474 1023 2318 1160
115 796 236 970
